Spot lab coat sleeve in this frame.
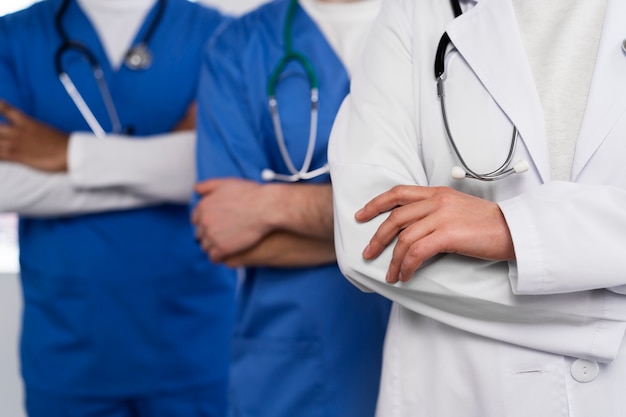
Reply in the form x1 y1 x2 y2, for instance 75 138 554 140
328 0 626 363
500 181 626 294
329 0 424 290
68 131 195 203
0 162 160 216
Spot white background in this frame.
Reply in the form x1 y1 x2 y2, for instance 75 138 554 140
0 1 265 415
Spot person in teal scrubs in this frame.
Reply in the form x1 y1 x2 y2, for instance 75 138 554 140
192 0 391 415
0 1 236 416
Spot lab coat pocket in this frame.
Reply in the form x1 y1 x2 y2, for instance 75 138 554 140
501 352 568 417
230 337 326 417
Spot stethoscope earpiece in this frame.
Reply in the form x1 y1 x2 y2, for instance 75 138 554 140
450 160 529 181
451 166 467 179
261 169 276 181
513 159 530 174
261 165 330 183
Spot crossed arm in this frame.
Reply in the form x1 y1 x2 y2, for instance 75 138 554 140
0 100 197 216
190 173 509 274
192 178 336 268
355 184 515 283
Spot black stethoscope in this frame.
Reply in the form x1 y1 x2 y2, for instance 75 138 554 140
54 0 166 138
434 0 529 181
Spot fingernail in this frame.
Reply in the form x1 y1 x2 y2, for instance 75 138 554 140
355 208 364 219
362 244 371 259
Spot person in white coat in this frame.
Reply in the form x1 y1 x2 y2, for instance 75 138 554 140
328 0 626 416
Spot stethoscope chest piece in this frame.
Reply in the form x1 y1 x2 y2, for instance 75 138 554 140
125 44 152 70
54 0 165 137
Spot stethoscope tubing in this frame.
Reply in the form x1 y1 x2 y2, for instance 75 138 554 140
434 0 526 181
263 0 329 183
54 0 164 137
437 78 519 181
58 72 107 138
268 87 319 177
55 41 123 138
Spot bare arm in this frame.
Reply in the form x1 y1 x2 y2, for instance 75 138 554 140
0 100 69 171
222 231 336 268
192 178 334 264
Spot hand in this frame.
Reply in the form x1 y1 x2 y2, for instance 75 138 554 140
0 100 69 172
172 102 197 132
356 185 515 283
191 178 274 262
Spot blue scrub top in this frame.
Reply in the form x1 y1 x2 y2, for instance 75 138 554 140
197 1 391 416
0 0 237 397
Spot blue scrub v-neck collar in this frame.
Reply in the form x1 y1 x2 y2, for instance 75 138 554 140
59 0 164 74
274 0 349 83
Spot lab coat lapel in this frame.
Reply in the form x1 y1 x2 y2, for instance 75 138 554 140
445 0 550 183
572 0 626 181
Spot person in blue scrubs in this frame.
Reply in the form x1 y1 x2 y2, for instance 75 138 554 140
192 0 391 415
0 1 236 416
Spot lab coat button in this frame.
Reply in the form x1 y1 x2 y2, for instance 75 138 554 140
570 359 599 383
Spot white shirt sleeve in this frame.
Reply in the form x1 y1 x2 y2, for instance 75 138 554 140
68 131 196 203
0 130 195 217
0 162 160 217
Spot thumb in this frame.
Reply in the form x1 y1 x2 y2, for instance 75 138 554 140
0 100 23 125
194 178 219 194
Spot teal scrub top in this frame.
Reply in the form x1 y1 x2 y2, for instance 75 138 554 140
197 1 391 416
0 0 237 398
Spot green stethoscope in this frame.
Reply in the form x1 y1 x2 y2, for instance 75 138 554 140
262 0 330 182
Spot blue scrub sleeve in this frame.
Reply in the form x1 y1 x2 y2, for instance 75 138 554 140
0 19 29 120
196 29 271 191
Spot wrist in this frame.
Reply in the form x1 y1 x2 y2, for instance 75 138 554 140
67 132 85 177
262 183 292 231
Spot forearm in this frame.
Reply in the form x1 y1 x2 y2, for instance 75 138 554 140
262 183 334 240
68 131 195 203
193 180 335 260
223 231 336 268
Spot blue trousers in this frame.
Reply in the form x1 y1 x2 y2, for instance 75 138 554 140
25 382 227 417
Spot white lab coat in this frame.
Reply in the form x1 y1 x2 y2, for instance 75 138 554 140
328 0 626 415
